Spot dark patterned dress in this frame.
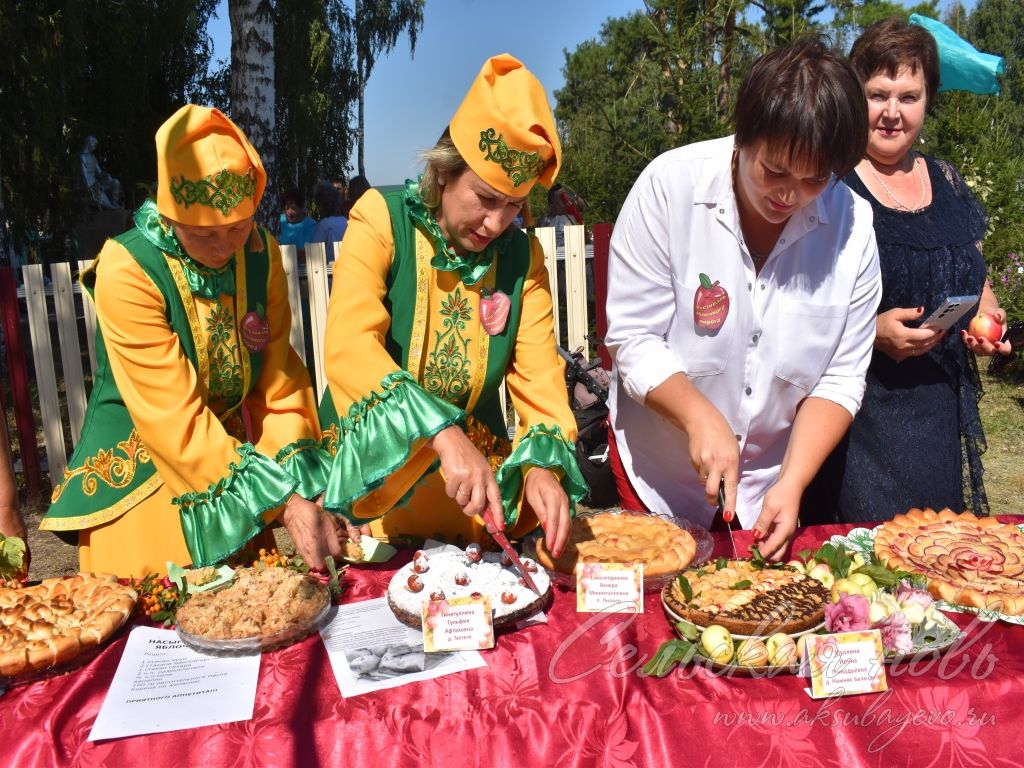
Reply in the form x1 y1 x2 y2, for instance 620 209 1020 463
803 155 989 523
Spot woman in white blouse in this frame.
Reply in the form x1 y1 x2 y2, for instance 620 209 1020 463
605 37 882 560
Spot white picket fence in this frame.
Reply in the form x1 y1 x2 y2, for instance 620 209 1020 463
14 225 593 488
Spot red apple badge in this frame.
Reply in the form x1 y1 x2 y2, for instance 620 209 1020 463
479 289 511 336
693 273 729 332
240 303 270 353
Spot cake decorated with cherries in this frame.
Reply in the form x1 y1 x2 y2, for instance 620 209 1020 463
386 545 552 629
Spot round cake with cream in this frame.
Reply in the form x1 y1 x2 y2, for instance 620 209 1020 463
386 546 551 629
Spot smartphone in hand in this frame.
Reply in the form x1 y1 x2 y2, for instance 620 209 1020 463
921 295 979 332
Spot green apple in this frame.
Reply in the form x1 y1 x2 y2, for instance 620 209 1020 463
849 553 867 573
847 572 878 596
797 634 813 664
830 577 862 602
700 625 735 665
807 563 835 589
736 637 769 667
785 559 806 574
765 633 798 667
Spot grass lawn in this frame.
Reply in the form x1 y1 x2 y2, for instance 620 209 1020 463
978 369 1024 514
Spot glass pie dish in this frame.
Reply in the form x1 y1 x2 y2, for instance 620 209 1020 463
176 581 332 657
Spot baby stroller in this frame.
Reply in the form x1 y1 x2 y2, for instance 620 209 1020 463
557 346 619 508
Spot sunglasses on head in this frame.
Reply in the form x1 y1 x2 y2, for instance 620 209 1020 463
987 321 1024 375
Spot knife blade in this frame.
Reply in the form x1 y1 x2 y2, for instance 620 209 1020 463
489 529 542 595
718 479 737 560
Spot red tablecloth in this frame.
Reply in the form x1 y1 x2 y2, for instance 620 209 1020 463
3 523 1022 768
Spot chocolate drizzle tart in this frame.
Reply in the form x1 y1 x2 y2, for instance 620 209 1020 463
663 559 829 636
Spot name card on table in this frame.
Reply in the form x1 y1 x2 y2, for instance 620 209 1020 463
800 630 888 699
576 562 644 613
421 594 495 652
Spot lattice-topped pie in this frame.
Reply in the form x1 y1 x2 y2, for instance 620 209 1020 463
874 507 1024 615
0 573 137 678
663 559 829 635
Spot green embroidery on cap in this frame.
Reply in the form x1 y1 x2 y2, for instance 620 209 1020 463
170 167 258 216
478 128 544 188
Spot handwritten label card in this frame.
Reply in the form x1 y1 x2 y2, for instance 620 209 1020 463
421 594 495 652
800 630 888 699
575 562 644 613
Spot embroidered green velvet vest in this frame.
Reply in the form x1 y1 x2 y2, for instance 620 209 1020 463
319 188 531 440
42 226 271 533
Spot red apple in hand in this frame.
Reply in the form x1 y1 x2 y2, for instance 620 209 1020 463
967 312 1003 344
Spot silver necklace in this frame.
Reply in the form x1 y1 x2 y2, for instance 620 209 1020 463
867 154 927 212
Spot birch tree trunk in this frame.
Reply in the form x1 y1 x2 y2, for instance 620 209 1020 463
229 0 278 232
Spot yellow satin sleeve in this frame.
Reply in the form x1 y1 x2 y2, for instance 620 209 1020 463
324 189 407 404
506 237 578 445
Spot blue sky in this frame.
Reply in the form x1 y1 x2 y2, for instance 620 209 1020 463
208 0 966 187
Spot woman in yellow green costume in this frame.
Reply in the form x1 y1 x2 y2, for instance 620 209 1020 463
42 106 339 577
320 54 586 557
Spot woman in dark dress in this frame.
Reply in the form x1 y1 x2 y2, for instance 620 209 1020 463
804 19 1012 523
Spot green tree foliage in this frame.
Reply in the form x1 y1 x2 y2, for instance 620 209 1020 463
556 0 1024 309
274 0 356 196
555 4 732 224
920 1 1024 317
352 0 424 177
0 1 217 258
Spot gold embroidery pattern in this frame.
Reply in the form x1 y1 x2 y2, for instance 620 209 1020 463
207 300 243 403
423 288 473 404
322 424 340 457
50 430 153 503
41 474 164 531
465 415 511 473
407 228 432 379
167 256 210 401
465 264 497 414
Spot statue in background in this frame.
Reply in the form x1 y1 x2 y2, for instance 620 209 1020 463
77 136 123 210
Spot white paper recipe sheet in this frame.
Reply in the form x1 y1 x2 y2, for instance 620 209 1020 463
89 625 260 741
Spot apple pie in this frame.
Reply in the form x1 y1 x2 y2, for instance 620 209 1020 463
663 559 829 635
874 507 1024 615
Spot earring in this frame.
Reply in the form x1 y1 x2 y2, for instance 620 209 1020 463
438 177 446 187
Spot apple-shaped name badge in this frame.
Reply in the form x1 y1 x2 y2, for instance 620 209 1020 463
693 273 729 332
480 289 511 336
967 312 1003 344
240 303 271 353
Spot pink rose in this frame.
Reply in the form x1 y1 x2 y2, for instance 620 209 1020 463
874 611 914 654
824 593 871 633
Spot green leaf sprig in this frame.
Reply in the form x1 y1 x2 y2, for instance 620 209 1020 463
749 545 784 570
0 533 26 581
643 621 700 677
